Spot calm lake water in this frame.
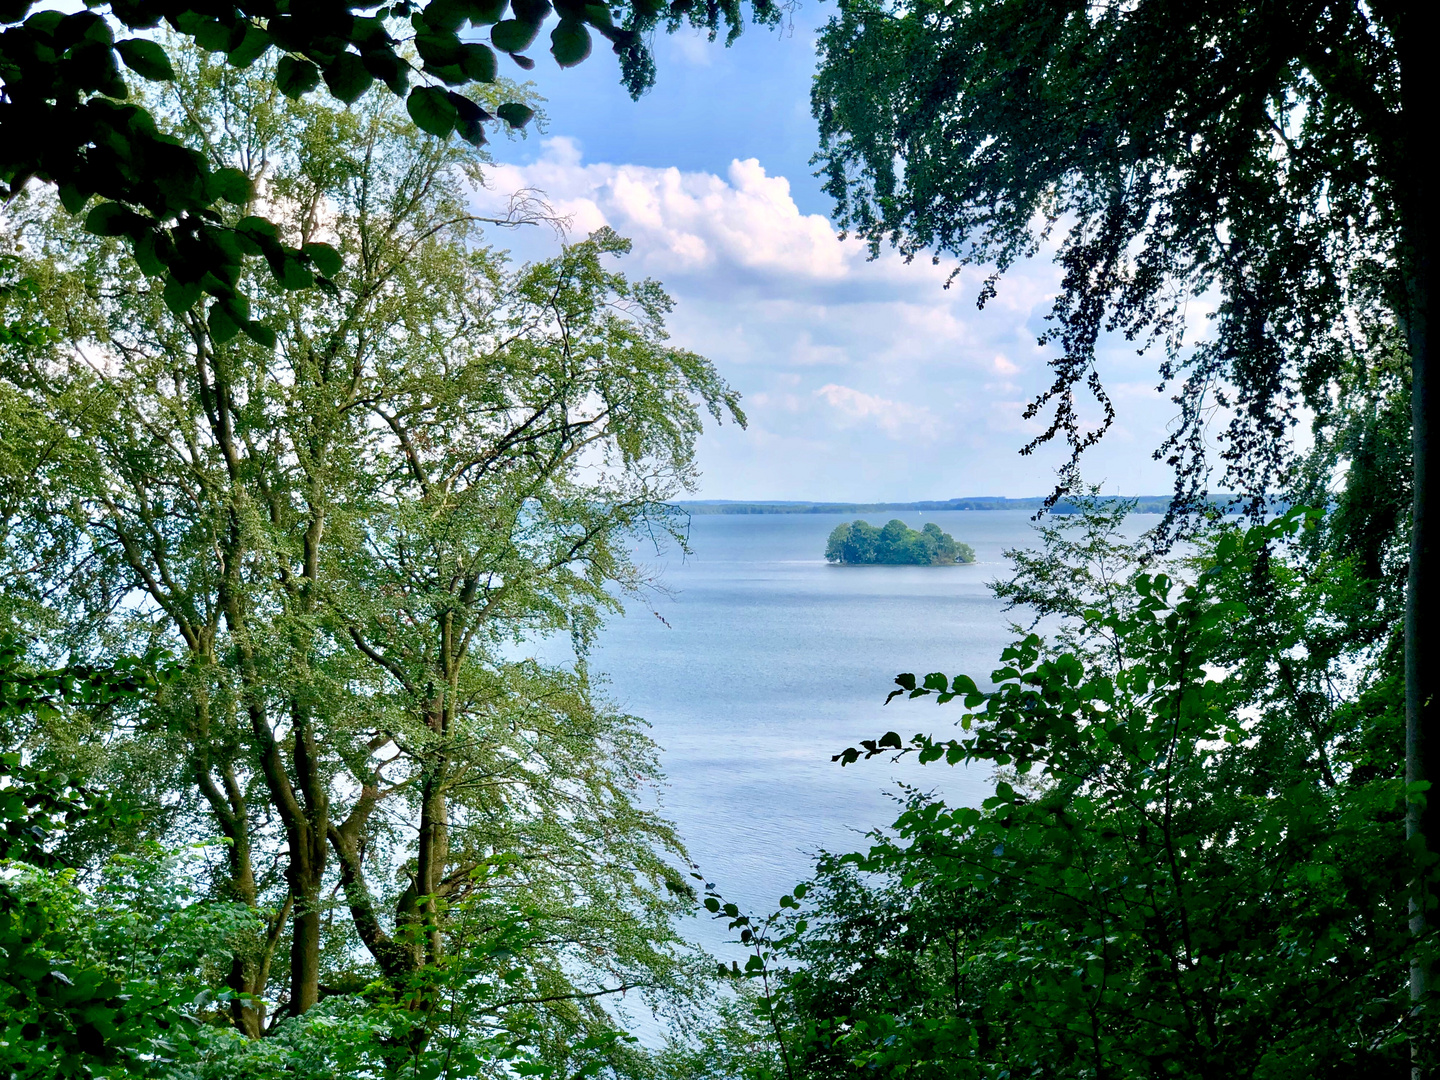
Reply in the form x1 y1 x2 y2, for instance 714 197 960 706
526 509 1079 938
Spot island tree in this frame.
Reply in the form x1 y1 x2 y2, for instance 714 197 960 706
825 520 974 565
0 51 740 1064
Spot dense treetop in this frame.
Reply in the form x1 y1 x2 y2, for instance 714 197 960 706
825 519 975 566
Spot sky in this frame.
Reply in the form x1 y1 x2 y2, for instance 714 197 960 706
468 9 1191 501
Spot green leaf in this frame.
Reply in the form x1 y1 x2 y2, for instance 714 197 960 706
275 254 315 291
207 302 240 343
162 276 201 316
131 231 166 277
236 215 279 242
190 18 232 54
83 202 138 237
513 0 553 22
422 0 469 31
407 86 458 138
490 19 539 53
302 243 343 278
57 185 89 214
226 24 271 68
496 102 535 128
463 0 510 24
452 94 491 146
209 167 251 206
460 42 497 82
362 49 409 94
276 55 321 99
241 319 277 349
550 21 591 67
114 38 174 81
324 53 374 103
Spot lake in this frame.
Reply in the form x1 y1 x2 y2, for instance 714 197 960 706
524 509 1083 947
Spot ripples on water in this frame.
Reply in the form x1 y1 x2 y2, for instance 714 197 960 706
523 509 1155 956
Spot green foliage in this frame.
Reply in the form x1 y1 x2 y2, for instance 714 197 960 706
2 55 741 1075
825 520 974 566
742 506 1414 1079
811 0 1411 519
0 645 197 1079
1 0 782 327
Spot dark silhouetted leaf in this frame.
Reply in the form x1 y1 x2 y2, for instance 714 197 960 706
496 102 535 128
407 86 458 137
209 168 251 206
114 38 174 81
162 276 202 316
83 202 138 237
463 0 510 23
491 19 539 52
207 301 240 342
551 21 591 67
276 55 321 98
452 93 491 145
302 242 343 278
513 0 553 22
460 42 497 82
323 52 374 103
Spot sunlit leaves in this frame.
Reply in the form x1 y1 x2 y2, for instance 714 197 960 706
802 505 1410 1076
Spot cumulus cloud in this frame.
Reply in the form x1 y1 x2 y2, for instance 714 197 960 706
473 140 1180 499
483 139 853 283
815 384 940 441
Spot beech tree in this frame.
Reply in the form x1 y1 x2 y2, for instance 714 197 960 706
807 0 1436 1031
0 51 740 1060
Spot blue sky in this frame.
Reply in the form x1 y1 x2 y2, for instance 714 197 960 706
474 9 1190 501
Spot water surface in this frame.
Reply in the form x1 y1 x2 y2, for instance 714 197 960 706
529 510 1061 928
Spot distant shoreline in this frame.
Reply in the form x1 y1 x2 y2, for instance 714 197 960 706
672 496 1189 516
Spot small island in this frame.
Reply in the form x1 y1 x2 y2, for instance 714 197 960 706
825 519 976 565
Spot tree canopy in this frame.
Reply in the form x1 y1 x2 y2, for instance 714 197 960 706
703 502 1410 1079
825 520 974 566
1 0 781 341
1 49 742 1072
808 0 1437 1032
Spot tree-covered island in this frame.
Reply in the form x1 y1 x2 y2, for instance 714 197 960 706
826 519 976 565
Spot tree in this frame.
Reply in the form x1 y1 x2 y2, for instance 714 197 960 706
0 50 741 1060
770 507 1410 1078
1 0 781 341
808 0 1438 1025
825 519 974 565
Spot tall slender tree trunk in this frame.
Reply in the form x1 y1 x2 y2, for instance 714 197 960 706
1400 6 1438 1073
286 703 330 1016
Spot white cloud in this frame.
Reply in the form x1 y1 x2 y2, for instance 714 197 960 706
815 384 940 440
483 139 881 284
473 141 1182 499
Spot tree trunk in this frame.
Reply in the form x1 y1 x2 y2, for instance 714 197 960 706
286 702 329 1016
1400 5 1438 1073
